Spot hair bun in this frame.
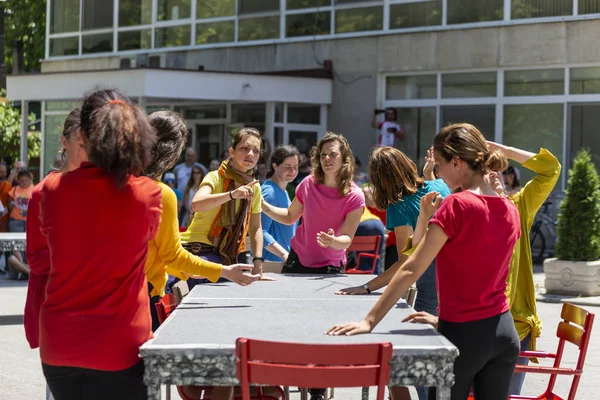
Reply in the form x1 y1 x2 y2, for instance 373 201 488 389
485 149 508 172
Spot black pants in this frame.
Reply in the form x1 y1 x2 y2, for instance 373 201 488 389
281 247 342 274
43 361 147 400
430 311 520 400
148 283 161 332
282 247 340 397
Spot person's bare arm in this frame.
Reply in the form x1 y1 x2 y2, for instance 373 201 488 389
326 225 447 336
316 207 364 251
335 225 412 295
192 180 259 212
249 213 263 275
487 141 536 164
265 242 289 262
412 192 442 247
261 197 304 226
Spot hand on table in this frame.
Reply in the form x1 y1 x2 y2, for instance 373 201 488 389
221 264 261 286
317 228 336 248
402 311 439 330
325 320 373 336
335 285 369 295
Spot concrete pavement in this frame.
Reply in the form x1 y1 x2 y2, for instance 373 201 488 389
0 268 598 399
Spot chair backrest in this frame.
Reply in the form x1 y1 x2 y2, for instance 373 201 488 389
173 281 190 305
155 293 178 324
347 236 380 253
557 303 595 368
236 338 392 400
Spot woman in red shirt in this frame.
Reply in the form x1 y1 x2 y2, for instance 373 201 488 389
38 90 162 400
328 123 521 400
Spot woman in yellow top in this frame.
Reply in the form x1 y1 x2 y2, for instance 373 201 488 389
176 127 265 290
143 111 260 331
405 143 561 396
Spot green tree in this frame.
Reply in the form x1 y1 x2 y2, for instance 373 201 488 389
0 90 40 161
555 149 600 261
3 0 46 73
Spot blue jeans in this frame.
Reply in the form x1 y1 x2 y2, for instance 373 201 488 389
508 334 531 395
354 219 385 275
414 260 438 316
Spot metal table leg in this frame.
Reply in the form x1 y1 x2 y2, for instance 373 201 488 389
436 386 451 400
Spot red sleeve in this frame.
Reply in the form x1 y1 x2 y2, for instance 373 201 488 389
24 181 50 349
429 195 461 240
377 122 383 129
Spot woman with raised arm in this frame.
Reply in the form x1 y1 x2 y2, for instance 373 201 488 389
327 123 522 400
404 143 561 396
176 128 265 291
38 90 162 400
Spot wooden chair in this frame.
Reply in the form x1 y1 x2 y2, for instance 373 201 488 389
345 236 381 275
236 338 393 400
508 303 595 400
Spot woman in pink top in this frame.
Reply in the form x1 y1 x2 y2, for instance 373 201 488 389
262 132 365 276
327 123 521 400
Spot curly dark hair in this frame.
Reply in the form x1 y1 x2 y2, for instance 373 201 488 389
80 89 157 188
144 111 187 179
266 145 301 179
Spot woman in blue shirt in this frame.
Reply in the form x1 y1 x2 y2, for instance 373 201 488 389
261 145 301 262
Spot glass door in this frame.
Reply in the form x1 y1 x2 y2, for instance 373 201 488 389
569 103 600 172
195 124 225 167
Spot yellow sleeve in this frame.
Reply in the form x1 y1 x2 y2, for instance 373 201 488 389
201 171 224 192
514 149 562 227
157 183 222 282
251 184 262 214
401 235 417 257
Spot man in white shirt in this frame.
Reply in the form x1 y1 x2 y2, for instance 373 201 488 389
173 147 208 193
372 107 404 147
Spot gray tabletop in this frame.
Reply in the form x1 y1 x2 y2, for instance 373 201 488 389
0 232 26 252
141 274 457 400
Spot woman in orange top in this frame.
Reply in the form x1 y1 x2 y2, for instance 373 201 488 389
0 163 11 233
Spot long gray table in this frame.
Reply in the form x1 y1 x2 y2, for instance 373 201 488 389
0 232 26 252
140 274 458 400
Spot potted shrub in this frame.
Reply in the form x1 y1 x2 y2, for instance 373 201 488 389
544 149 600 296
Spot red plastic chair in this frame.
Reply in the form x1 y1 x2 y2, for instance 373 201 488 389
236 338 393 400
345 235 381 274
155 293 177 324
179 226 187 233
467 303 594 400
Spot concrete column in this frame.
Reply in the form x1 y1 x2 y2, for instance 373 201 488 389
20 100 28 165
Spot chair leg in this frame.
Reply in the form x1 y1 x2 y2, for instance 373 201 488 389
328 388 335 399
284 386 290 400
165 384 171 400
301 388 309 400
361 387 369 400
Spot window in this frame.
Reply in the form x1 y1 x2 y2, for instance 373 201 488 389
82 0 114 30
119 0 153 26
275 103 284 123
287 104 321 124
238 16 280 41
287 12 331 37
274 127 284 146
287 0 331 10
386 75 437 100
441 106 495 140
570 67 600 95
397 107 437 167
335 6 383 33
49 37 79 56
196 21 235 44
570 104 600 172
232 103 266 125
155 25 192 47
442 72 497 98
119 29 152 50
389 1 441 29
238 0 280 14
504 104 564 183
197 0 235 18
46 101 80 112
50 0 80 33
180 105 227 119
157 0 192 20
289 131 318 153
82 33 113 54
511 0 572 19
44 114 69 174
578 0 600 14
505 69 565 96
447 0 503 24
